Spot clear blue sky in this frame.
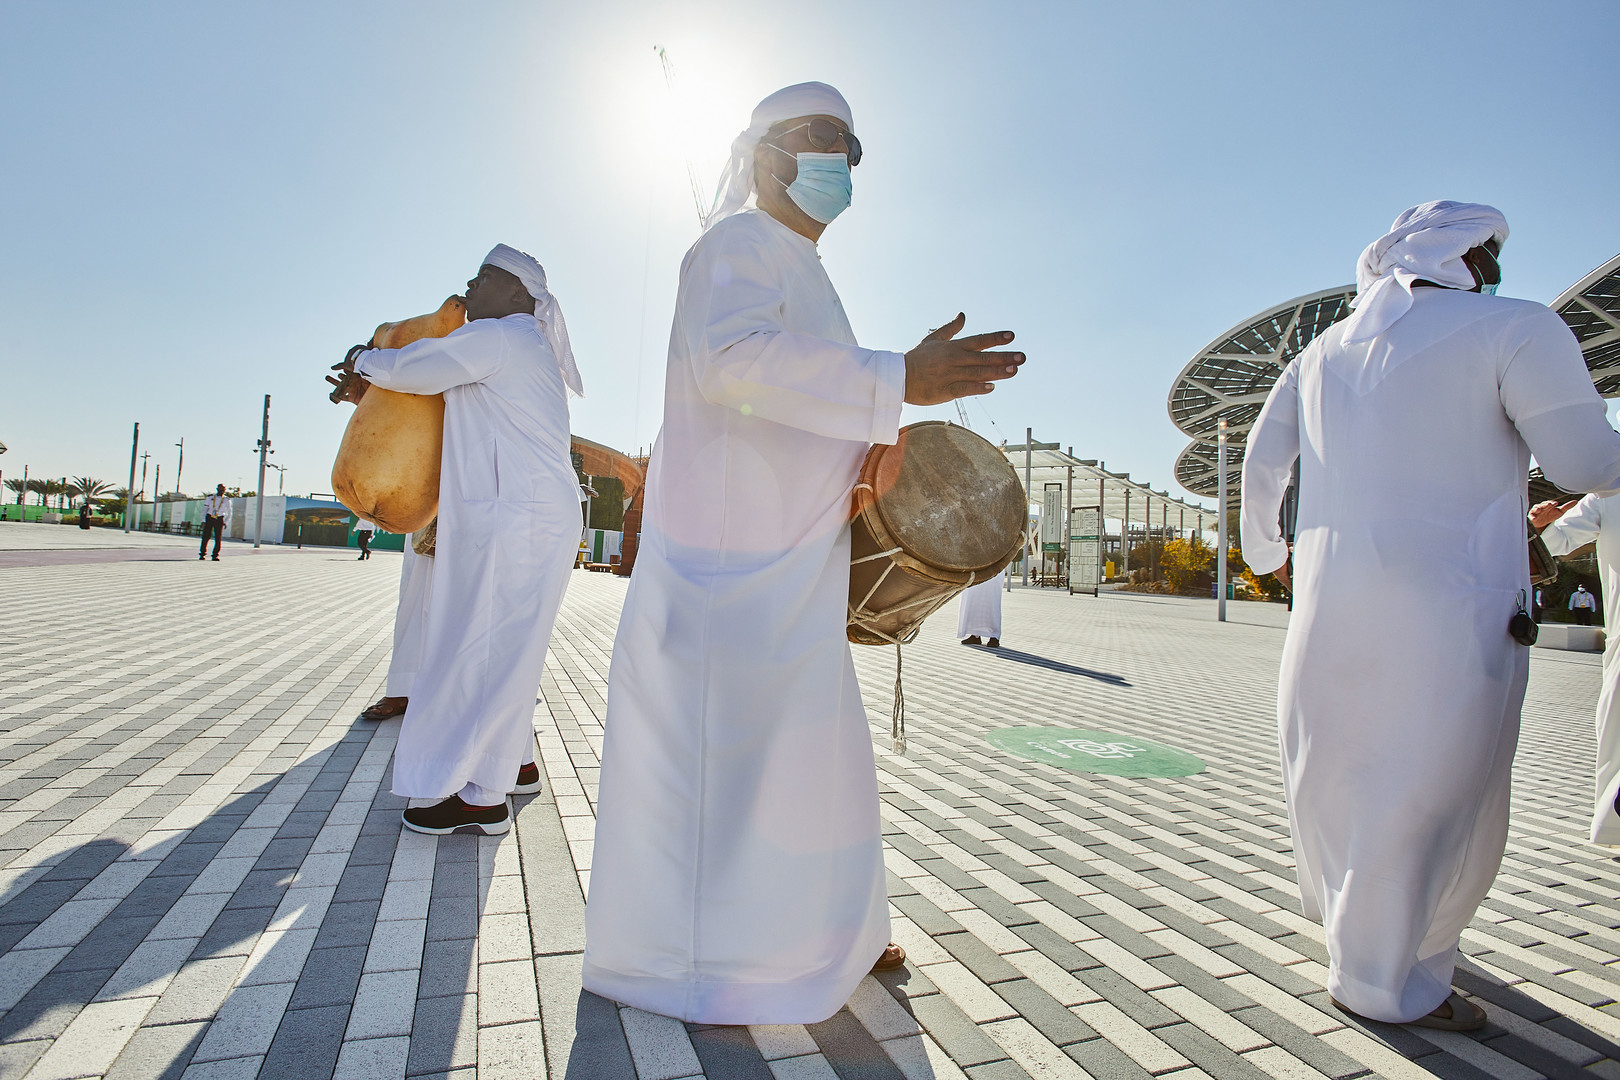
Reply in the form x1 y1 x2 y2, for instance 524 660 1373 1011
2 1 1615 508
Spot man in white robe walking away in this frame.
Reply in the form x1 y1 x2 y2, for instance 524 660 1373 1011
1242 201 1620 1030
334 245 584 835
1532 497 1620 846
958 574 1004 647
356 530 434 722
584 82 1026 1025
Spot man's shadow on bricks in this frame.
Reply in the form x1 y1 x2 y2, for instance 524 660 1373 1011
560 961 951 1078
0 726 405 1080
0 784 283 1077
964 643 1130 686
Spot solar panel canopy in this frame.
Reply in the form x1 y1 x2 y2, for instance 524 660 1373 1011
1167 252 1620 499
1169 287 1354 497
1551 252 1620 398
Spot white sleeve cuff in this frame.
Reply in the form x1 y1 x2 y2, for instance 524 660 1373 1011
1244 538 1289 577
870 350 906 446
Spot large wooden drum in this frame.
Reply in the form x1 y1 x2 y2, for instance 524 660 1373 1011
848 422 1026 646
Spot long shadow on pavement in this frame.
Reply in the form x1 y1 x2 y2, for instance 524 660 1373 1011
967 644 1131 686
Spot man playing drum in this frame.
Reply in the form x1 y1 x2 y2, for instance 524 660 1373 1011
330 245 584 835
583 82 1025 1025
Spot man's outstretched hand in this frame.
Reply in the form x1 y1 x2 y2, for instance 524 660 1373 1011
1530 499 1578 530
904 313 1024 406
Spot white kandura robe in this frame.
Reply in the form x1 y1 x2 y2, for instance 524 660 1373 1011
1241 288 1620 1023
384 534 434 698
583 209 904 1024
956 576 1004 640
357 314 581 799
1537 496 1620 845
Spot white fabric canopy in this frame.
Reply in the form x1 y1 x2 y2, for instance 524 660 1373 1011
356 314 580 800
1539 497 1620 846
1241 286 1620 1022
1341 201 1509 344
703 82 853 232
584 207 902 1024
483 243 584 397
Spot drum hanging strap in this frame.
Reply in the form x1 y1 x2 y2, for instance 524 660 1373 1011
891 644 906 756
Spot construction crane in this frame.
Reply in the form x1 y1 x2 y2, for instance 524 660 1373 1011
655 46 707 226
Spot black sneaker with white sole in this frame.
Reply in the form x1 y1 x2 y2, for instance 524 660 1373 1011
402 795 510 835
513 762 543 795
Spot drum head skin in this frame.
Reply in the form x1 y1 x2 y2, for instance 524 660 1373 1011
868 422 1025 573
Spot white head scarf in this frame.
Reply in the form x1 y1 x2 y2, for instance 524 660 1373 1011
703 82 854 232
482 244 584 396
1340 200 1509 345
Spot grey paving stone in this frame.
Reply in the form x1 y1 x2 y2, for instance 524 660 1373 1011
559 990 637 1080
189 905 275 959
313 900 382 949
907 992 1009 1068
417 936 477 1000
686 1025 775 1080
535 953 585 1074
933 931 1023 984
407 992 477 1075
962 1060 1035 1080
287 944 368 1010
514 798 586 956
891 893 962 938
992 978 1097 1046
0 1038 50 1078
1154 1020 1273 1080
105 1019 208 1080
806 1007 908 1079
425 895 478 943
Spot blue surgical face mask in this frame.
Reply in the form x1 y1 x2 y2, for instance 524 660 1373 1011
769 150 852 224
1475 246 1501 295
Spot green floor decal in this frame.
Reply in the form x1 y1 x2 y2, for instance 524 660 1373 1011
986 726 1205 778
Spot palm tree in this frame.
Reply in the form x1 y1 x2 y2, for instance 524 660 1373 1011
26 479 67 509
68 477 113 501
3 478 25 504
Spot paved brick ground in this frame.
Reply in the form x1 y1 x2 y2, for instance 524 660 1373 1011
1 521 1617 1079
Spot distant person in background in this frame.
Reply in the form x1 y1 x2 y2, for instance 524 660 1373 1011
77 501 91 530
200 484 230 561
354 517 376 560
1533 496 1620 845
958 575 1003 648
1571 583 1597 625
1241 201 1620 1031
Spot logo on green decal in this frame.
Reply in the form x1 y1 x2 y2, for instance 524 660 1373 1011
986 726 1205 778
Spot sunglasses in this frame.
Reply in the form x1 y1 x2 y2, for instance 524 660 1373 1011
767 118 862 167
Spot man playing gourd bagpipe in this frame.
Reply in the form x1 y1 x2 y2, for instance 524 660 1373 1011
331 245 583 835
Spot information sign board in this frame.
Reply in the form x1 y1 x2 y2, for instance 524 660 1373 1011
1041 483 1063 554
1069 505 1101 596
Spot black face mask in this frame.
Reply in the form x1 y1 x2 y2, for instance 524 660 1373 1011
1509 590 1538 648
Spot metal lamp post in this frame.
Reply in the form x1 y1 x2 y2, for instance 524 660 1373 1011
1217 419 1228 623
254 395 271 548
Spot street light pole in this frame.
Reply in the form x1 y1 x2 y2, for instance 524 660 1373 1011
174 437 184 496
124 423 139 532
254 395 271 548
1217 419 1228 623
1022 427 1032 587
